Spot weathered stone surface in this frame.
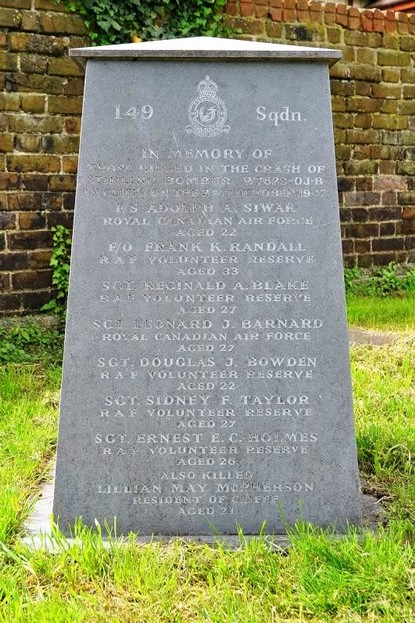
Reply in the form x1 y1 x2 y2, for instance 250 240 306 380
54 37 360 536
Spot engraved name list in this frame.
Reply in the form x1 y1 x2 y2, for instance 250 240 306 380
54 39 361 536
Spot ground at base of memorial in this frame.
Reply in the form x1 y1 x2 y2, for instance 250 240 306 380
347 293 415 331
0 332 414 622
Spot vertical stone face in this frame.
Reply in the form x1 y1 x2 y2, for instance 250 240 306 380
0 0 88 315
53 38 360 536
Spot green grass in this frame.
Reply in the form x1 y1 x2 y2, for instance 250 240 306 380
0 325 414 621
347 294 415 331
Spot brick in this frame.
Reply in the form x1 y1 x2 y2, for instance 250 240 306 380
19 54 48 74
403 207 415 219
399 191 415 204
0 51 18 71
240 2 254 17
378 50 409 66
326 27 341 44
47 211 74 228
380 100 398 114
401 67 415 82
370 207 402 220
346 129 380 145
397 100 415 114
5 73 64 94
8 230 52 250
382 67 400 83
12 269 52 290
63 192 75 210
397 161 415 175
22 174 49 191
35 0 68 9
20 10 39 31
332 96 346 112
63 77 84 96
0 234 5 252
0 273 11 292
348 64 381 82
0 173 20 190
356 48 376 64
356 177 373 191
20 290 53 311
7 192 62 212
379 160 396 173
400 35 415 51
20 93 46 113
355 240 371 253
355 82 372 97
8 33 66 56
333 113 354 129
372 115 407 130
403 84 415 98
223 17 264 35
379 222 395 236
14 134 42 152
351 208 369 222
372 237 404 251
329 63 352 80
28 249 52 269
65 117 81 134
226 2 238 17
344 31 382 48
62 155 78 174
341 241 354 257
354 114 373 129
331 80 354 97
346 191 381 206
255 4 268 18
0 93 19 111
346 97 381 113
400 130 415 145
372 83 402 99
383 34 400 50
0 293 21 312
42 134 79 153
373 175 406 191
339 207 352 221
0 134 13 152
0 0 31 7
48 56 84 76
382 191 398 206
0 8 21 28
343 161 378 176
7 155 60 173
49 174 76 191
7 114 63 134
346 223 379 237
265 21 283 37
18 212 46 230
0 212 16 229
39 13 88 35
48 95 82 114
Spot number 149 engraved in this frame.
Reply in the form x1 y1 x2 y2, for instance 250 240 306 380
114 105 154 120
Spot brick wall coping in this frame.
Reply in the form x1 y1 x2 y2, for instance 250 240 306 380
227 0 415 34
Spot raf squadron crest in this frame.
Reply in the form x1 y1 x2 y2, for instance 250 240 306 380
186 76 230 138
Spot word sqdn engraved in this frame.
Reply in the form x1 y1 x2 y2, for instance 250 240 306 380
186 76 230 138
54 37 361 538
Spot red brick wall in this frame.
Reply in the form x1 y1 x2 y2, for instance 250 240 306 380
225 1 415 269
1 0 415 315
0 0 88 315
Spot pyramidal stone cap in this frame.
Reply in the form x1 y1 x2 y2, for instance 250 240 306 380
69 36 341 65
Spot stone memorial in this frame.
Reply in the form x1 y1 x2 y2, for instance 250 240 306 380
53 37 361 536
